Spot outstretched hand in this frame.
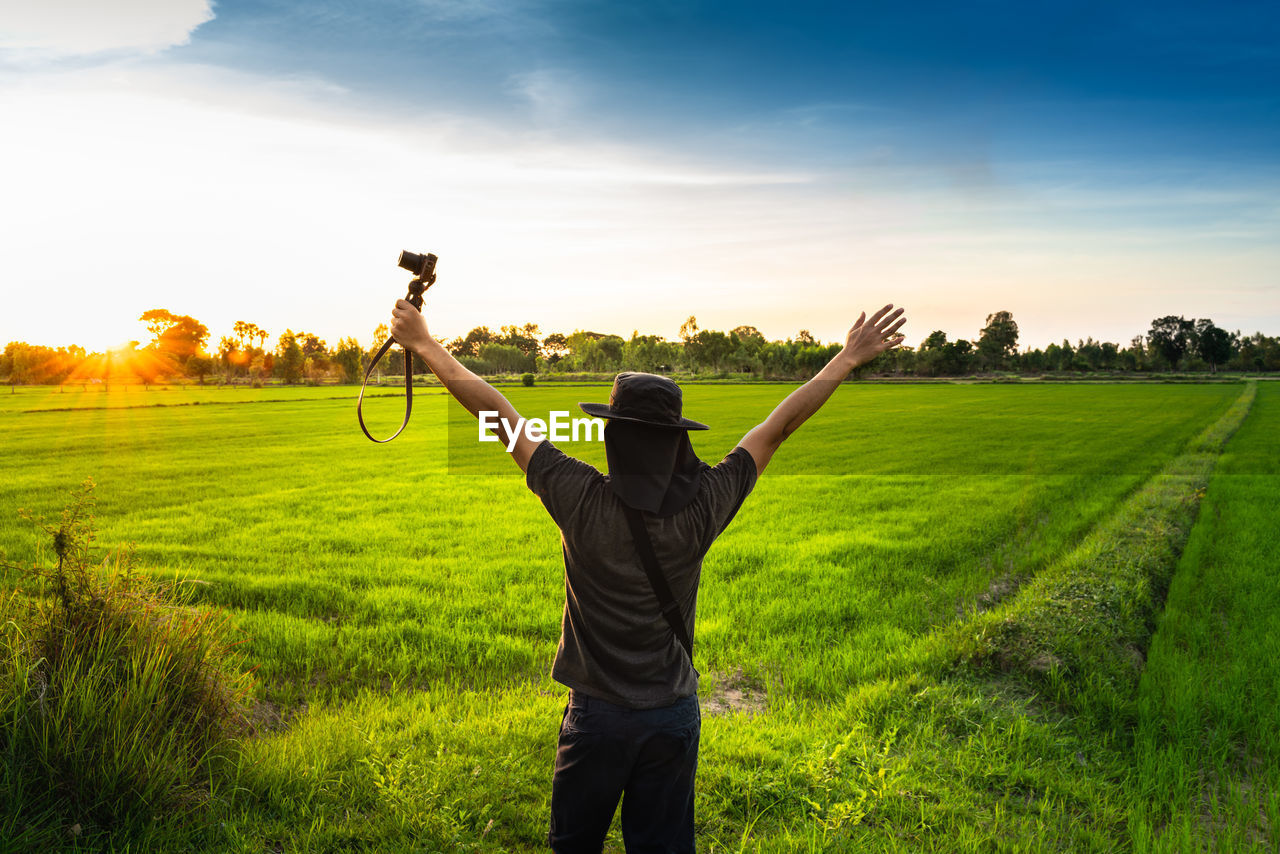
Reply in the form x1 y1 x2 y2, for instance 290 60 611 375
390 299 433 356
841 305 906 369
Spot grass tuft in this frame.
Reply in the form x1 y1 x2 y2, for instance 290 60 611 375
1 480 256 845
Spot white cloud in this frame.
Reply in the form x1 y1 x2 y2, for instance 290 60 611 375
0 0 214 58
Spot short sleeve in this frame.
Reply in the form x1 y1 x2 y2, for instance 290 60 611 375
525 440 605 528
700 446 758 537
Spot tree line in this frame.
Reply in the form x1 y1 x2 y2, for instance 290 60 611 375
3 308 1278 386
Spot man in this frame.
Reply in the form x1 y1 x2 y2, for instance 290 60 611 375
389 301 906 852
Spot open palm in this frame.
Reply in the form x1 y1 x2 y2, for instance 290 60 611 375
842 304 906 368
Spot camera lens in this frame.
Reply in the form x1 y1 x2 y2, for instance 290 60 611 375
398 251 425 274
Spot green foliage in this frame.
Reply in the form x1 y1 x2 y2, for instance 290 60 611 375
1148 315 1196 369
1 341 86 385
1 481 255 843
139 308 210 366
331 336 364 383
977 310 1019 369
478 342 536 374
1194 320 1233 373
520 372 535 387
275 329 304 383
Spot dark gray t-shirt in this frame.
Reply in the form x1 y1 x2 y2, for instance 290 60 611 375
526 440 757 709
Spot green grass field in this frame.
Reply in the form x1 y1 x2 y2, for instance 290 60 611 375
1 380 1275 851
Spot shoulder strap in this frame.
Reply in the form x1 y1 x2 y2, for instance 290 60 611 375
622 505 694 663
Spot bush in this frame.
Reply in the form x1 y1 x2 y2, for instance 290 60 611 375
521 372 535 387
0 481 254 841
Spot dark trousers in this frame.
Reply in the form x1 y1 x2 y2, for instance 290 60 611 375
548 690 700 853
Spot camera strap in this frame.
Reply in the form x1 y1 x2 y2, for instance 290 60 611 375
622 505 694 663
356 334 416 443
357 278 430 444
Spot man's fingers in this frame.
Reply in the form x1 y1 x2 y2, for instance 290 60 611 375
873 307 904 332
849 312 866 334
867 304 894 326
883 318 906 337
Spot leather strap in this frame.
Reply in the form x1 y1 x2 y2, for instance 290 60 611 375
357 283 426 443
622 505 694 663
357 335 414 443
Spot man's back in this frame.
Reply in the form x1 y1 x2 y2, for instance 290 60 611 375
527 441 757 708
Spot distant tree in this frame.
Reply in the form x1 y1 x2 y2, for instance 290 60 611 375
875 344 915 376
1076 337 1103 371
449 326 494 358
1194 321 1234 374
1120 335 1150 372
678 316 699 343
478 342 535 373
977 310 1018 370
1100 341 1119 370
623 333 680 373
1232 332 1278 373
185 354 214 385
795 329 817 346
542 332 569 362
795 344 839 377
915 331 948 376
1019 348 1045 373
276 330 304 384
560 333 624 372
0 342 82 384
332 337 364 383
727 326 765 373
586 336 625 371
232 320 266 353
689 329 732 372
920 330 948 352
940 339 974 375
564 330 604 350
139 309 208 366
497 324 541 358
216 336 237 382
1147 315 1194 369
759 341 797 378
294 332 328 370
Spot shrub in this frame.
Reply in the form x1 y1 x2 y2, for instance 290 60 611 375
521 372 535 387
0 481 254 841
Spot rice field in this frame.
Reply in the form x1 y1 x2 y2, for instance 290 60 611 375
1 380 1275 851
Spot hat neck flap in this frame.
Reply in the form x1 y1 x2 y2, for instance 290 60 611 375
603 420 706 517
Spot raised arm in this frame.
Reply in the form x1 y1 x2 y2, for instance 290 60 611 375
737 304 905 475
389 299 541 472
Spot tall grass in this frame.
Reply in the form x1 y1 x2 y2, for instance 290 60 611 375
0 482 255 847
1128 381 1280 852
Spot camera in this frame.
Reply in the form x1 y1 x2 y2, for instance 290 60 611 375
399 250 438 283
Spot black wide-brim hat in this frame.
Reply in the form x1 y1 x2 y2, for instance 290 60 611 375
579 372 708 431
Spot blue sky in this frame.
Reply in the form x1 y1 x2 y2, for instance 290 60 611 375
2 0 1277 351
